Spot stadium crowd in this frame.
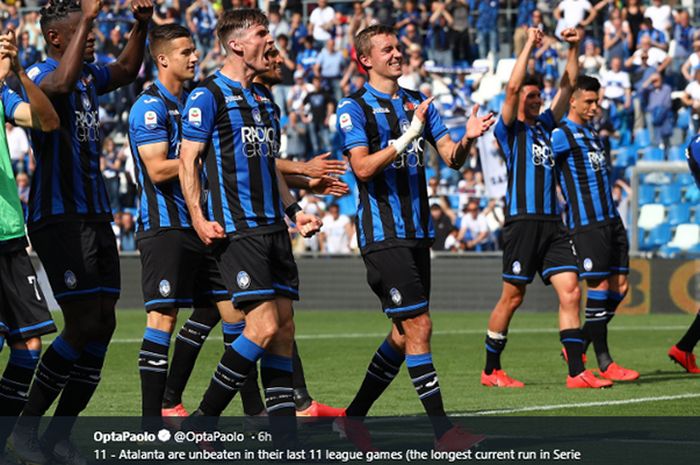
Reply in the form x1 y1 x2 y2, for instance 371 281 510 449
2 0 697 252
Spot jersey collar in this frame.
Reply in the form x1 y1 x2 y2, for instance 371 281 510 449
364 82 401 101
154 79 184 108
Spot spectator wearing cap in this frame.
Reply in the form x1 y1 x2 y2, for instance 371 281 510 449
603 7 632 64
309 0 336 49
302 76 335 157
314 39 346 102
457 199 490 251
296 36 319 78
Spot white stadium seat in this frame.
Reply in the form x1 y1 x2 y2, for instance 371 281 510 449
668 223 700 250
637 204 666 231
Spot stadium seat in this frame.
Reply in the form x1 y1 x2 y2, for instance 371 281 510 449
668 145 686 162
658 183 682 205
676 108 691 129
634 128 651 148
685 184 700 202
613 146 637 168
677 173 695 186
637 203 665 230
641 223 672 251
448 194 460 212
687 243 700 256
658 244 681 258
641 146 664 162
638 184 656 205
643 223 671 250
667 203 691 226
495 58 516 85
668 223 700 251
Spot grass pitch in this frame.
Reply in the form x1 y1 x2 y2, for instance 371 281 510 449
2 311 699 416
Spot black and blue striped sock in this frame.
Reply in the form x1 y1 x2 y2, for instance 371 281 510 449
346 339 404 418
199 335 263 416
261 354 297 448
583 290 612 370
139 328 171 417
222 322 264 416
484 331 507 374
406 353 451 439
560 329 585 376
0 349 40 451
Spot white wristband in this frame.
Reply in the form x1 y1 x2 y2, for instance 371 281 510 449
391 114 425 156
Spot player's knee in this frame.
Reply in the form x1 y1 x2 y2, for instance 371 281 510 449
147 310 177 333
503 292 524 312
561 285 581 309
616 280 629 297
12 337 42 352
402 313 432 342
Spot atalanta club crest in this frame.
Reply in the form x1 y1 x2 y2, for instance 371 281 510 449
159 280 171 297
390 288 402 305
583 258 593 272
237 271 251 289
252 108 262 124
512 261 522 275
64 270 78 289
81 93 91 111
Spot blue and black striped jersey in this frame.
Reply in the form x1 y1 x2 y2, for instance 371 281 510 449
552 118 618 231
26 58 113 230
181 71 284 236
494 110 560 222
128 80 190 238
687 134 700 189
337 84 448 253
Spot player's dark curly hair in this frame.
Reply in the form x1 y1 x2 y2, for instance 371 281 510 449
522 74 544 90
39 0 81 33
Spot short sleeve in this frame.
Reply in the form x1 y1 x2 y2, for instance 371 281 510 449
550 126 569 160
26 62 52 85
182 87 218 143
86 63 112 94
128 97 169 147
493 116 512 160
1 85 26 123
538 109 557 133
336 98 368 152
424 97 449 144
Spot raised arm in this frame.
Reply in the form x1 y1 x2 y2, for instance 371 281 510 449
502 27 542 126
106 0 153 91
434 103 495 170
38 0 101 96
0 32 58 131
551 27 582 121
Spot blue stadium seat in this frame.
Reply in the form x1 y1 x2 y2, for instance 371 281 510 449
641 146 664 162
658 244 681 258
634 128 651 148
638 184 656 205
686 184 700 202
640 224 672 251
676 108 691 129
610 136 621 150
677 173 695 186
658 183 682 205
667 203 691 226
613 146 637 168
448 195 460 212
668 145 686 162
687 243 700 256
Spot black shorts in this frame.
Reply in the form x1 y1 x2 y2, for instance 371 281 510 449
502 220 578 285
215 230 299 309
362 246 430 319
571 218 630 280
0 239 56 343
138 229 230 311
29 221 120 303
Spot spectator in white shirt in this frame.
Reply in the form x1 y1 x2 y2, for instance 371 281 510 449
554 0 595 39
6 122 30 174
601 57 631 107
625 35 671 73
457 200 490 251
644 0 672 35
309 0 336 47
319 204 353 254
